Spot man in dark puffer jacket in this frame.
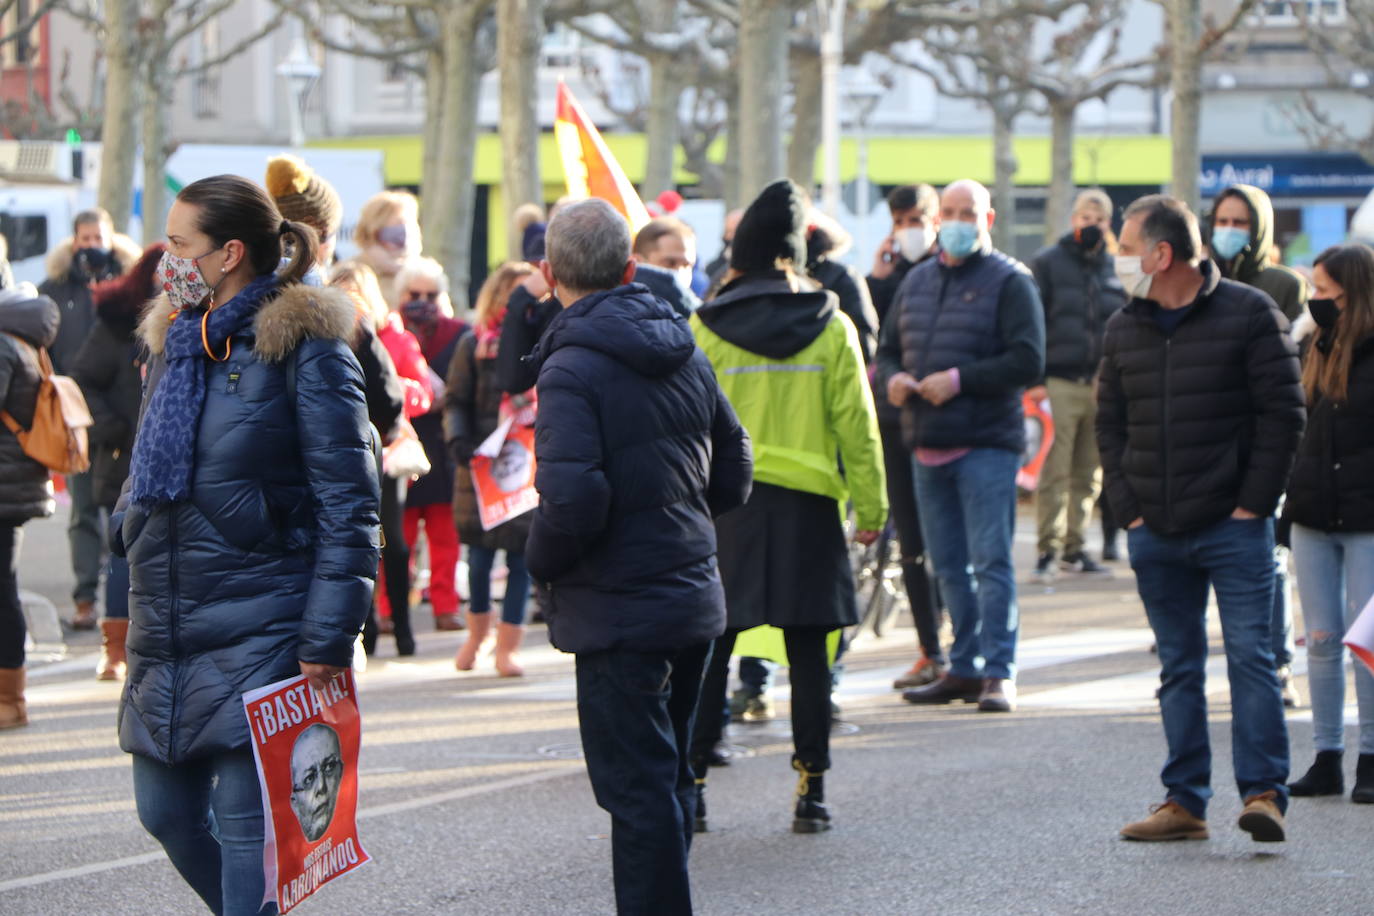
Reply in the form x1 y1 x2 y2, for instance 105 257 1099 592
526 199 752 916
1100 195 1305 845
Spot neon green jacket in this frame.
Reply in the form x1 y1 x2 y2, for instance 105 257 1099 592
691 277 887 530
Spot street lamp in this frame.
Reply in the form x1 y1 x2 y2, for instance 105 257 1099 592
818 0 847 218
845 77 883 261
277 33 321 148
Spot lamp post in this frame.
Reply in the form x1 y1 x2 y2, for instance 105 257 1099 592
277 31 321 148
818 0 847 218
845 77 883 262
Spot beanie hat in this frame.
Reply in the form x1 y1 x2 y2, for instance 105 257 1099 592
731 179 807 273
265 154 343 241
522 221 547 263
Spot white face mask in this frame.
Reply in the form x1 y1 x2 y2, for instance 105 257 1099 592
1114 255 1154 300
894 225 937 262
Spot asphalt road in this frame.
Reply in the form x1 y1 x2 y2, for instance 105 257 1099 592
2 508 1370 915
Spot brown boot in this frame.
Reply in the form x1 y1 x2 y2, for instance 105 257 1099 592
97 619 130 681
454 612 492 671
71 600 97 631
0 667 28 729
1120 801 1209 841
1238 790 1286 842
493 622 526 678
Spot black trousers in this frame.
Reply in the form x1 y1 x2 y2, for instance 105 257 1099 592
880 421 945 662
365 475 413 655
576 642 709 916
0 525 23 669
690 626 834 776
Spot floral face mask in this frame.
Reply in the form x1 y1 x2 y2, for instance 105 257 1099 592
158 246 225 310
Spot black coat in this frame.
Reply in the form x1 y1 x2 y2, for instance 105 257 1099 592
112 283 380 765
811 257 879 365
443 331 532 554
1284 335 1374 533
352 318 406 442
37 235 142 372
407 317 467 508
1096 261 1306 535
494 286 561 395
68 291 147 509
1030 234 1127 382
868 254 926 426
526 284 753 654
0 289 59 523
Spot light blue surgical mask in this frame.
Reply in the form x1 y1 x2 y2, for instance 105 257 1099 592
938 220 981 260
1210 225 1249 261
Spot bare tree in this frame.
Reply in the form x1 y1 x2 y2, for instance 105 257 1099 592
1286 1 1374 166
97 0 142 231
736 0 792 201
497 0 544 257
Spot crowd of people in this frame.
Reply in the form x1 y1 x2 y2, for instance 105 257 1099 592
1 156 1373 915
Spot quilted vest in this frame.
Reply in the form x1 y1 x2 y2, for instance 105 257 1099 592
896 249 1026 453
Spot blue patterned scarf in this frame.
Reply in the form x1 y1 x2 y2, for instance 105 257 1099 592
129 275 280 506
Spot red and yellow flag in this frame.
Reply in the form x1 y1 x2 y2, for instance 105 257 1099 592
554 82 651 233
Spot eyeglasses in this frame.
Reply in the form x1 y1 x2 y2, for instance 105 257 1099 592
406 290 439 302
291 755 343 794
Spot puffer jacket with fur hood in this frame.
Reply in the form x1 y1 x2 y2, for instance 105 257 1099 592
0 286 60 522
38 233 142 372
112 281 381 765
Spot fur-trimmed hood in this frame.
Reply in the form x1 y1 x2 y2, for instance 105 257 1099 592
138 281 357 364
45 233 142 282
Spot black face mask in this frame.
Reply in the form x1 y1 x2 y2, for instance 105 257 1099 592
74 246 113 278
1309 298 1340 330
1074 225 1103 252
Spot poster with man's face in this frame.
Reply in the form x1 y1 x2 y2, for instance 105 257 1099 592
471 422 539 530
243 671 370 913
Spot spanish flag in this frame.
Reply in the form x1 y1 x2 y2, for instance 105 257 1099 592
554 82 651 233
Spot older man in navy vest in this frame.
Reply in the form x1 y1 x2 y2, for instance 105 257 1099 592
876 179 1045 713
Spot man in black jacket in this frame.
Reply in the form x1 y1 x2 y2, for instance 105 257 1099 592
1099 195 1305 845
526 199 753 916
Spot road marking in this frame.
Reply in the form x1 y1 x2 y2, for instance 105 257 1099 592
0 764 584 894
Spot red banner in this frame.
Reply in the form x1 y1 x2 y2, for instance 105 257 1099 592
242 671 370 913
1017 392 1055 492
470 417 538 531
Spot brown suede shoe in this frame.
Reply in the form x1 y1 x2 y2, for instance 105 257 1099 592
434 613 465 631
1120 801 1209 841
1238 791 1286 842
977 678 1016 713
901 674 982 705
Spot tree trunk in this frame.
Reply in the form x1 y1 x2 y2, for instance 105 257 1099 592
98 0 142 233
786 48 822 191
139 52 172 247
498 0 543 258
642 50 680 201
736 0 789 203
419 52 446 233
426 5 485 310
1168 0 1202 210
991 92 1019 254
1043 97 1076 245
723 86 741 209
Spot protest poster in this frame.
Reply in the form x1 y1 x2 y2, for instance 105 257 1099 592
242 670 369 913
470 416 539 531
1344 593 1374 677
1017 392 1055 492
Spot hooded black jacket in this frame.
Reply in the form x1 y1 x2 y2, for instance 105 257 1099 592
1210 184 1307 322
1030 232 1127 382
525 284 753 654
0 288 59 522
1096 260 1305 535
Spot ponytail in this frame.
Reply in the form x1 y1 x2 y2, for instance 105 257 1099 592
278 218 319 285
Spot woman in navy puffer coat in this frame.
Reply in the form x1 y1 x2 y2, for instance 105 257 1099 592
112 176 379 916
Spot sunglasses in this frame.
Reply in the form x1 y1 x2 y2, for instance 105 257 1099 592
406 290 439 302
377 225 409 248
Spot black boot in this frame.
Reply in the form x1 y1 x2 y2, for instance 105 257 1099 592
1289 750 1343 797
694 778 708 833
1353 754 1374 804
791 759 831 834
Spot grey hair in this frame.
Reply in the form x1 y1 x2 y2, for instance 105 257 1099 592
1123 194 1201 265
545 199 632 293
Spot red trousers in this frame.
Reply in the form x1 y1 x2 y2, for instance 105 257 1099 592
377 502 461 619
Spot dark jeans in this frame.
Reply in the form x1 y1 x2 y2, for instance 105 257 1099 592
467 546 531 625
0 525 23 669
880 421 944 662
377 476 412 649
67 469 103 604
132 750 278 916
738 656 774 693
104 555 130 620
691 627 834 775
576 643 709 916
1129 516 1289 818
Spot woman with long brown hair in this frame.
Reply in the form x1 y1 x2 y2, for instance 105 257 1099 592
112 175 379 914
445 261 537 676
1285 242 1374 804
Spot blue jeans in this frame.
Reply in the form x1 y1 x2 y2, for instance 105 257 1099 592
576 643 709 916
912 448 1020 680
67 469 103 604
104 554 130 620
1271 545 1294 668
467 547 530 625
1290 524 1374 755
132 750 277 916
1129 516 1289 818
